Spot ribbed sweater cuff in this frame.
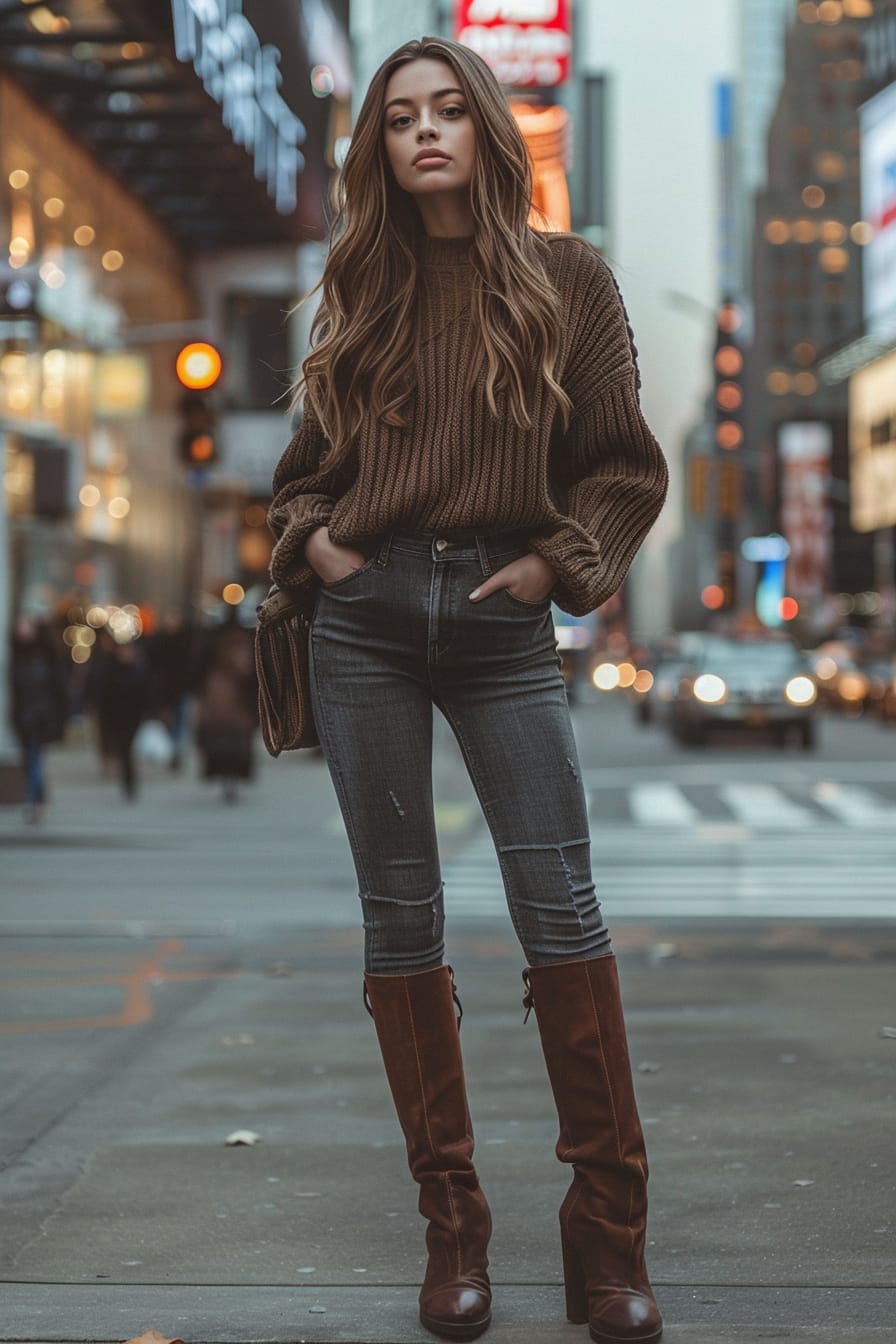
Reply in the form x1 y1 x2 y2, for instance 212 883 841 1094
268 497 333 589
529 523 608 617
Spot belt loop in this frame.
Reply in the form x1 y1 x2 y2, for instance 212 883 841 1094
376 530 393 568
475 536 492 578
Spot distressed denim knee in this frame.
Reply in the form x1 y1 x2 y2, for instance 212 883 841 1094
497 837 612 965
360 881 446 974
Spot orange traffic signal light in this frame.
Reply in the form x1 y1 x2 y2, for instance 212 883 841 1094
175 342 222 391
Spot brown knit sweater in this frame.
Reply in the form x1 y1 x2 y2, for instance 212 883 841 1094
268 232 667 616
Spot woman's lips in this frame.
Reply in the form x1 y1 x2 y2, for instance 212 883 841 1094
413 152 450 168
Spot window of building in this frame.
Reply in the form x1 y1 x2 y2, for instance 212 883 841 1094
223 293 294 412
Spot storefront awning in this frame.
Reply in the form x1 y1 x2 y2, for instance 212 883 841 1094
0 0 333 250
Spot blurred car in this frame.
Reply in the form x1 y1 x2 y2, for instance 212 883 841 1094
806 649 869 715
866 659 896 724
668 638 818 748
635 632 730 726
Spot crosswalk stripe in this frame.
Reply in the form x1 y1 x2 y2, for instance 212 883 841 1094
445 871 895 891
810 782 896 828
718 783 818 829
628 782 700 827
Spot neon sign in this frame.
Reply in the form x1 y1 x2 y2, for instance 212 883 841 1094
455 0 571 88
171 0 306 214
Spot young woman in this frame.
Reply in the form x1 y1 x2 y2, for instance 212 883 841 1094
268 36 668 1344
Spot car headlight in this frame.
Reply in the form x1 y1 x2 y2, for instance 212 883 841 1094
785 675 817 706
693 673 727 704
838 671 868 701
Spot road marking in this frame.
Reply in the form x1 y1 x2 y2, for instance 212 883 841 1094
582 761 896 787
719 783 818 829
628 782 700 827
810 781 896 828
0 939 240 1033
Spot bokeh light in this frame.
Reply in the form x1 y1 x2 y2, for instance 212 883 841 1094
592 663 620 691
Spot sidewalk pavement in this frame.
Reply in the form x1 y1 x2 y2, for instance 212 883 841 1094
1 742 895 1343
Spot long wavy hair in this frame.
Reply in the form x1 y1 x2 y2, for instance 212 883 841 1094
298 36 571 469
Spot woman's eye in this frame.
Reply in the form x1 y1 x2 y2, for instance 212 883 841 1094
441 106 465 118
389 115 413 129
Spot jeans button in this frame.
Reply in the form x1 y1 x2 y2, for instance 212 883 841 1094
435 538 449 552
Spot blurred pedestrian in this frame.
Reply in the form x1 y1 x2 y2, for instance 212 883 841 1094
8 614 67 823
195 607 256 802
267 37 668 1344
87 637 152 800
146 609 196 770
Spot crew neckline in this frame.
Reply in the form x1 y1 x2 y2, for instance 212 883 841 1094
421 233 475 266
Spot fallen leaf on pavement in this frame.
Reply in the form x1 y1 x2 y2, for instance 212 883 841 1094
123 1333 186 1344
225 1129 260 1145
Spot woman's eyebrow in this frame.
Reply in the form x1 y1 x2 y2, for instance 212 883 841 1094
384 87 464 112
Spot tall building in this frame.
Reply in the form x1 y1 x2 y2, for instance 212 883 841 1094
749 0 878 624
575 0 738 636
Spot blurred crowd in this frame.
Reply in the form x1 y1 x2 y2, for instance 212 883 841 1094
8 605 258 822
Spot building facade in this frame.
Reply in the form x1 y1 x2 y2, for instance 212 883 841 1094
748 0 878 632
0 0 347 785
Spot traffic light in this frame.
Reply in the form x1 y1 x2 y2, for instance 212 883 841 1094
178 392 218 467
714 299 743 452
175 342 222 469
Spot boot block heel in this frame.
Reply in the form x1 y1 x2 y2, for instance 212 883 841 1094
560 1230 588 1325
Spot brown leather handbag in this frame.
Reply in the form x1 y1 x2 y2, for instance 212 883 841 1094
254 584 319 755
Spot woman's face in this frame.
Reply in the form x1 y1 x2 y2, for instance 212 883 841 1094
382 58 476 202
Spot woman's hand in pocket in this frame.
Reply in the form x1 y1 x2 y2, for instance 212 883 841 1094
305 527 367 584
468 552 556 604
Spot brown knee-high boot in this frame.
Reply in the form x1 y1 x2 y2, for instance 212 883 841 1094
523 955 662 1344
364 966 492 1341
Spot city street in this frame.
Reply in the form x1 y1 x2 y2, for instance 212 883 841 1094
1 696 894 1343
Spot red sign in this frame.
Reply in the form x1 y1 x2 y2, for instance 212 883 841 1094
454 0 571 88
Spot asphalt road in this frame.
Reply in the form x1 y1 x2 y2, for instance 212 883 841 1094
1 696 894 1343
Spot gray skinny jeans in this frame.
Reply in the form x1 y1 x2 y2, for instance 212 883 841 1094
308 528 611 973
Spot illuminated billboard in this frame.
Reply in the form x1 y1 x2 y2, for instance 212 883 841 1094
860 80 896 337
777 422 833 603
455 0 571 87
849 350 896 532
